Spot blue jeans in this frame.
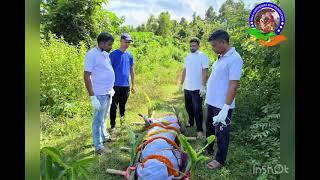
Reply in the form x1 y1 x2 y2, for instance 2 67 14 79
92 95 112 151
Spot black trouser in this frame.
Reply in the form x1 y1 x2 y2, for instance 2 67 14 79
110 86 130 128
205 104 233 165
184 89 203 132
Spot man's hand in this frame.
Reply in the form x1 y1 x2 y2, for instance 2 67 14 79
199 85 206 97
212 104 230 126
130 65 135 94
180 68 186 93
90 96 101 111
131 85 135 94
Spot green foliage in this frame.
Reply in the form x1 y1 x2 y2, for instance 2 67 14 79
177 105 189 125
127 128 147 166
40 33 90 119
178 134 197 163
205 6 218 23
178 134 216 178
41 146 96 180
41 0 116 45
143 92 156 118
95 10 124 35
249 102 280 175
156 12 172 37
197 135 216 156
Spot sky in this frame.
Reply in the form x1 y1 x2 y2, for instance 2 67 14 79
104 0 270 27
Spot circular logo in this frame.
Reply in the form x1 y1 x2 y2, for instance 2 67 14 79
249 2 285 35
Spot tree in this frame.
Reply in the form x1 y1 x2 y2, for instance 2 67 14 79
171 19 180 38
136 24 146 32
205 6 217 23
218 0 248 29
178 17 190 39
156 12 172 37
179 17 188 26
191 12 197 26
41 0 112 45
120 25 136 33
146 15 158 33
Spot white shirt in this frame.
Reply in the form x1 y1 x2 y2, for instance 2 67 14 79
184 51 209 91
205 47 243 109
84 47 115 96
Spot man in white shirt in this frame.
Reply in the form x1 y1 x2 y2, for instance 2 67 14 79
205 30 243 169
179 37 209 139
84 32 115 155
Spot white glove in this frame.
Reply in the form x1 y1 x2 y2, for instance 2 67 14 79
109 88 115 97
179 84 183 93
90 96 101 111
212 104 230 126
199 85 206 97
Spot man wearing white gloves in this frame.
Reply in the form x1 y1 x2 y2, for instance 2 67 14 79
205 30 243 169
84 32 115 155
179 37 209 139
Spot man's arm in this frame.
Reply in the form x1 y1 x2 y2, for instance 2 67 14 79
202 68 208 86
225 80 240 105
84 71 94 96
180 68 186 85
130 65 135 92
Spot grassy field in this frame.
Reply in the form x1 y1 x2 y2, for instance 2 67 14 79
40 1 281 178
41 80 259 179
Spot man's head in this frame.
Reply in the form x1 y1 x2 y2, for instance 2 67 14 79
208 30 230 55
190 37 200 53
97 32 114 52
120 33 133 50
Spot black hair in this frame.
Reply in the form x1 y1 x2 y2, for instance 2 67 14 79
97 32 114 44
208 29 230 43
190 37 200 45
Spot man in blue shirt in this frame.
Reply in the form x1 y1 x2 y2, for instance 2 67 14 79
109 33 135 131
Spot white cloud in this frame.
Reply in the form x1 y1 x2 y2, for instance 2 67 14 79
104 0 271 27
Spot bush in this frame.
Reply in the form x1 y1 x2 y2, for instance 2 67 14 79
40 33 90 119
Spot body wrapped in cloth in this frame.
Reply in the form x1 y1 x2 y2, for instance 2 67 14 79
135 115 189 180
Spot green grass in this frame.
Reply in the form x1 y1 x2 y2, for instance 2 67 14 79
41 81 260 179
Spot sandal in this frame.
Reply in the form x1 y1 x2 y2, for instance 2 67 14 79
207 160 223 169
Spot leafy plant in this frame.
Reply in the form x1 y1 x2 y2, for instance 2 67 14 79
143 92 156 118
40 146 96 180
178 134 216 179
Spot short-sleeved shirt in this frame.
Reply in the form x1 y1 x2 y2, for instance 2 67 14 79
184 51 209 91
205 47 243 109
109 49 134 87
84 47 115 95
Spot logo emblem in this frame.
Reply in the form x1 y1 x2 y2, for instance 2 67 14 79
248 2 286 46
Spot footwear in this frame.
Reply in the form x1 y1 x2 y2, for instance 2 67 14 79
120 116 125 126
103 138 116 144
186 122 193 127
197 131 204 139
207 160 223 169
111 127 117 134
95 147 112 155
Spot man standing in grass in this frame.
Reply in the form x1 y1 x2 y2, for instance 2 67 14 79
84 32 115 155
179 37 209 139
109 33 135 132
205 30 243 169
